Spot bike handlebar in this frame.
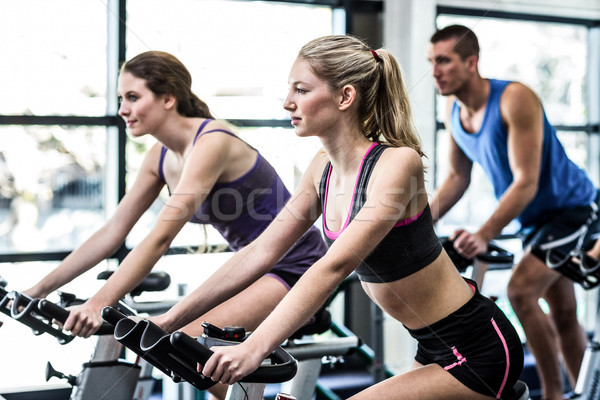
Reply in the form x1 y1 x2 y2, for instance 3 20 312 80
0 285 121 343
0 290 74 344
37 299 70 322
441 238 514 272
38 299 115 336
172 331 298 384
101 306 298 391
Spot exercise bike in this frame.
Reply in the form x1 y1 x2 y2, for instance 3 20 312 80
103 302 532 400
0 271 173 400
536 235 600 399
101 306 300 400
102 303 363 400
441 237 515 288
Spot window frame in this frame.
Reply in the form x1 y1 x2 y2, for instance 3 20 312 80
0 0 382 263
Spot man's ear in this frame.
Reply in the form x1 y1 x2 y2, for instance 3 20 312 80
466 55 479 73
339 85 356 111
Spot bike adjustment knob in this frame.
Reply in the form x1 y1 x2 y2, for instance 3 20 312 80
45 361 77 386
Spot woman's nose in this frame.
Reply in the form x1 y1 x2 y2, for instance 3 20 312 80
118 102 128 116
283 95 295 111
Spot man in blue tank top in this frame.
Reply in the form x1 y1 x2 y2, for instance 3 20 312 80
427 24 598 400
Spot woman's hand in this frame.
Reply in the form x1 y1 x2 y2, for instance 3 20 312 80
62 302 104 338
200 341 264 385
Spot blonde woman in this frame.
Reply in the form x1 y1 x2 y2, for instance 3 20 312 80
157 36 524 399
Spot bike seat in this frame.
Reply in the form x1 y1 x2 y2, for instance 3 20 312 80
288 306 332 340
504 380 529 400
97 270 171 297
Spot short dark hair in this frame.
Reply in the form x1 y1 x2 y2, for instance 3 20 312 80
430 24 479 60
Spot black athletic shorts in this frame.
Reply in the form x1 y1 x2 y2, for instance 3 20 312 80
405 279 524 398
520 194 599 261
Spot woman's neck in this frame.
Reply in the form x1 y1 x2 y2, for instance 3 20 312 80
322 131 373 176
153 116 203 156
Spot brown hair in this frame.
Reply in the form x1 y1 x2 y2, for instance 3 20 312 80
121 51 214 119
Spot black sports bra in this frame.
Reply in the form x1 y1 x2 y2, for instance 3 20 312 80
319 143 442 283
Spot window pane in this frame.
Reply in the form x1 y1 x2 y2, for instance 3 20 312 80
126 0 333 119
0 1 107 116
557 130 589 169
0 126 107 253
122 0 331 249
436 15 588 125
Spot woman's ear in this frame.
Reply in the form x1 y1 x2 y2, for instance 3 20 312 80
163 94 176 110
339 85 356 111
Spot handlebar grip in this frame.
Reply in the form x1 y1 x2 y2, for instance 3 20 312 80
0 287 9 316
170 331 214 364
38 299 69 324
37 301 115 335
476 243 514 264
101 306 129 326
2 292 74 344
254 346 297 383
442 238 514 271
173 333 297 384
112 318 217 391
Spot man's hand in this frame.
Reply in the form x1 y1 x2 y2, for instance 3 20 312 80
451 229 488 260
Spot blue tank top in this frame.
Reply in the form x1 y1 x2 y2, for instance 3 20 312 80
319 143 442 283
450 79 597 227
158 119 328 276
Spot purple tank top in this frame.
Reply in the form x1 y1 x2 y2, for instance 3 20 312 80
158 120 327 276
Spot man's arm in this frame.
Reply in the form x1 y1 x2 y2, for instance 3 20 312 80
454 82 543 257
430 98 473 223
430 134 473 223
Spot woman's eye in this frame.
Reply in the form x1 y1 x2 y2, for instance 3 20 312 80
128 95 138 102
296 88 307 94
